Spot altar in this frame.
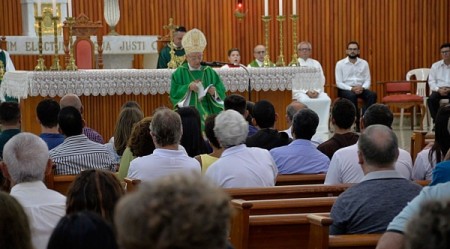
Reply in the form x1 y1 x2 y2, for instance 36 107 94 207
1 67 319 139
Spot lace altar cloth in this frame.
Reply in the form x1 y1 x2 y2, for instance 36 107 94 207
1 67 323 99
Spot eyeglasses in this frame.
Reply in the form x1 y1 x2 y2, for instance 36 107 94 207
298 48 311 51
347 48 359 51
441 50 450 54
255 51 266 54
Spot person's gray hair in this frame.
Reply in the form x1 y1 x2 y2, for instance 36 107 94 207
286 101 308 121
214 110 248 148
60 93 83 112
3 132 49 184
297 41 312 50
150 109 182 147
358 124 399 168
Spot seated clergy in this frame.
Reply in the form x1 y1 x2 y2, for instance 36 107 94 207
49 106 117 175
205 110 278 188
270 108 330 174
330 125 421 234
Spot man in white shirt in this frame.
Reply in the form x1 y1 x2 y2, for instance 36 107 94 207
292 41 331 136
1 133 66 249
128 108 201 181
206 109 278 188
427 43 450 124
335 41 377 131
325 104 413 185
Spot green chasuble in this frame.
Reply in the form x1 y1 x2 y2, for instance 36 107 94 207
170 64 226 127
157 44 186 69
248 59 275 67
0 51 17 102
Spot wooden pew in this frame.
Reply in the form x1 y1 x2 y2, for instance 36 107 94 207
44 172 77 195
230 197 337 249
414 179 430 187
231 212 329 249
307 214 381 249
225 184 351 200
276 174 326 185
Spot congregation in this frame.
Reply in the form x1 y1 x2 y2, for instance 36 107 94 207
1 27 450 249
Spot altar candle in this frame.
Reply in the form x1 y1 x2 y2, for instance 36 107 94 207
279 0 283 16
292 0 296 15
68 0 72 17
52 0 57 16
37 0 42 16
264 0 268 16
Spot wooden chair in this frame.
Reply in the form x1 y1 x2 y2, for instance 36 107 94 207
307 214 381 249
410 130 435 162
63 13 103 69
225 184 351 200
378 80 427 130
276 174 327 185
124 177 141 193
44 169 77 195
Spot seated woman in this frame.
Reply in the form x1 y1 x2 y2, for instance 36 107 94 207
414 105 450 181
0 192 33 249
66 169 125 224
195 114 224 173
176 107 209 157
117 117 155 181
47 211 118 249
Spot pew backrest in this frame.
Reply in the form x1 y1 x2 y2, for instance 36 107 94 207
276 173 326 185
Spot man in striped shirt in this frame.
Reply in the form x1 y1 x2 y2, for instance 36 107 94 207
49 106 116 175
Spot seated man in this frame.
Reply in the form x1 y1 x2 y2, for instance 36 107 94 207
60 93 104 144
282 100 323 146
224 94 258 136
206 110 278 188
127 108 200 181
270 108 330 174
157 26 187 69
49 106 116 175
2 133 66 249
335 41 377 131
248 44 275 67
115 174 231 249
330 125 421 235
325 104 413 184
221 48 241 68
317 98 359 159
36 99 64 150
292 41 331 136
246 100 291 150
0 101 21 187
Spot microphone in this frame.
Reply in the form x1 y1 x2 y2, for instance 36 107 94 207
200 61 230 67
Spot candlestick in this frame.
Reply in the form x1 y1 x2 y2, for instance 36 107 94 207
52 0 57 16
262 15 274 67
264 0 268 16
279 0 283 16
276 15 286 67
37 0 42 16
65 17 77 70
67 0 72 17
288 15 300 66
292 0 297 15
34 16 46 71
50 16 61 71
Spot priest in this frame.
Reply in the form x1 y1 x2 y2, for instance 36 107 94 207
170 28 226 128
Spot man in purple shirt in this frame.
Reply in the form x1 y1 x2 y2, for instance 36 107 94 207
59 93 104 144
270 108 330 174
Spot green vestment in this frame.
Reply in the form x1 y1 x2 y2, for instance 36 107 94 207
157 44 186 69
170 64 226 127
248 59 275 67
0 51 17 102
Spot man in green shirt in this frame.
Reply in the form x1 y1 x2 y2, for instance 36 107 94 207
248 44 275 67
157 26 187 69
170 29 225 128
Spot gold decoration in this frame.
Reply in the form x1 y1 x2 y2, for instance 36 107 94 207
34 16 47 71
276 15 286 67
0 61 5 80
163 18 185 69
262 16 274 67
50 16 61 71
65 17 77 71
182 28 207 55
288 15 300 66
34 3 62 36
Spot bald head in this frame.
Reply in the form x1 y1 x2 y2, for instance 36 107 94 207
253 45 266 62
286 101 308 124
358 124 399 169
60 94 83 113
